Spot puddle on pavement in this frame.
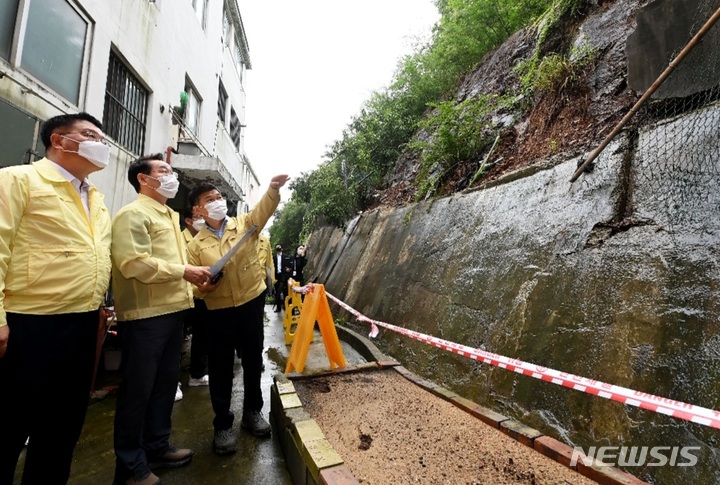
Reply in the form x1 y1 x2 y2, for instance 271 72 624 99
266 346 287 368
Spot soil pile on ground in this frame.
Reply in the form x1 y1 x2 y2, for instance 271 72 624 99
294 370 596 484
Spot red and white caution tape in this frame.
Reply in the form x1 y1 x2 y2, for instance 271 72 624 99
326 292 720 430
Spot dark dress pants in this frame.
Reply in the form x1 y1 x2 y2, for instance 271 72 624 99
188 299 208 379
207 293 265 431
0 311 98 485
273 277 286 310
113 311 185 481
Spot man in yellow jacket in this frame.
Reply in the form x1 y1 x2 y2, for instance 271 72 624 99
257 233 276 300
181 206 209 388
187 175 289 456
0 112 112 484
111 154 211 485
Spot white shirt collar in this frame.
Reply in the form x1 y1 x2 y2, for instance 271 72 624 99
47 160 88 191
47 159 90 218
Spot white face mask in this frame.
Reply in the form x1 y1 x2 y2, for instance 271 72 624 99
61 138 110 169
191 218 206 232
204 199 228 220
146 173 180 199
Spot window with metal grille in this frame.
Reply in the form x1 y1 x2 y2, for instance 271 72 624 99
218 82 227 125
229 107 241 150
103 51 148 155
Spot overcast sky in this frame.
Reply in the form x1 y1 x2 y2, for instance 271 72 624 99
238 1 440 199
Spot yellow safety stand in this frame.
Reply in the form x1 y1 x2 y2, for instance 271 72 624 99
285 284 346 374
283 278 303 345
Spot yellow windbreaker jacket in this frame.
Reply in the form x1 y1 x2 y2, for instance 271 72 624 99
257 234 276 286
111 194 193 321
187 187 279 310
0 158 112 326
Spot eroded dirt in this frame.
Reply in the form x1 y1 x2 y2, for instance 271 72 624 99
374 0 645 208
294 370 597 485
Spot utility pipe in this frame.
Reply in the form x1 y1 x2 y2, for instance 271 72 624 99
570 5 720 183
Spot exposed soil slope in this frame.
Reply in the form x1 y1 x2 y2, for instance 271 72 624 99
377 0 646 207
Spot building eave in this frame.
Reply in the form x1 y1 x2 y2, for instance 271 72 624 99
225 0 252 69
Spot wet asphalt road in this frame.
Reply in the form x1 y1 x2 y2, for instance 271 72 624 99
14 304 366 484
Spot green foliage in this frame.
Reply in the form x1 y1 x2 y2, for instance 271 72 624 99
174 91 190 118
289 159 358 236
271 0 555 236
516 41 596 96
269 199 306 250
402 207 413 226
549 138 558 153
532 53 575 93
469 134 501 186
429 0 551 88
514 0 594 96
411 94 513 200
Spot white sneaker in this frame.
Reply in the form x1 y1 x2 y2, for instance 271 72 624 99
188 375 209 387
175 382 183 402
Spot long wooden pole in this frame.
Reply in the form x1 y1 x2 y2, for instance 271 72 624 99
570 5 720 183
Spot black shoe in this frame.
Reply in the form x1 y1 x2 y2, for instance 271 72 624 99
241 410 271 437
213 428 237 455
148 446 194 469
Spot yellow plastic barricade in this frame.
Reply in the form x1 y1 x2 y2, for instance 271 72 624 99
283 278 303 345
285 284 346 374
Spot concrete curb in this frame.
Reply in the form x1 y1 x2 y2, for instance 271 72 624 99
272 373 358 485
271 325 648 485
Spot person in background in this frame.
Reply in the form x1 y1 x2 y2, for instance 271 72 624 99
181 207 210 389
186 175 289 456
256 233 276 365
257 234 276 303
111 154 211 485
292 245 308 286
0 112 112 485
273 245 290 312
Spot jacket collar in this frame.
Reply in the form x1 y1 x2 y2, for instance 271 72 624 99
137 193 170 214
197 217 237 241
34 157 104 199
34 157 92 185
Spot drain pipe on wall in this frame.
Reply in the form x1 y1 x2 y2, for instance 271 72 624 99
166 146 177 165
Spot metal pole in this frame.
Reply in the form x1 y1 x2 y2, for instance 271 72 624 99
570 5 720 183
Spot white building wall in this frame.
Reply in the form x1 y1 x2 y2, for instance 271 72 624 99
0 0 258 215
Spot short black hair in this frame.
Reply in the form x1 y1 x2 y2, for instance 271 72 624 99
40 112 103 149
181 206 194 220
188 182 219 207
128 153 164 193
